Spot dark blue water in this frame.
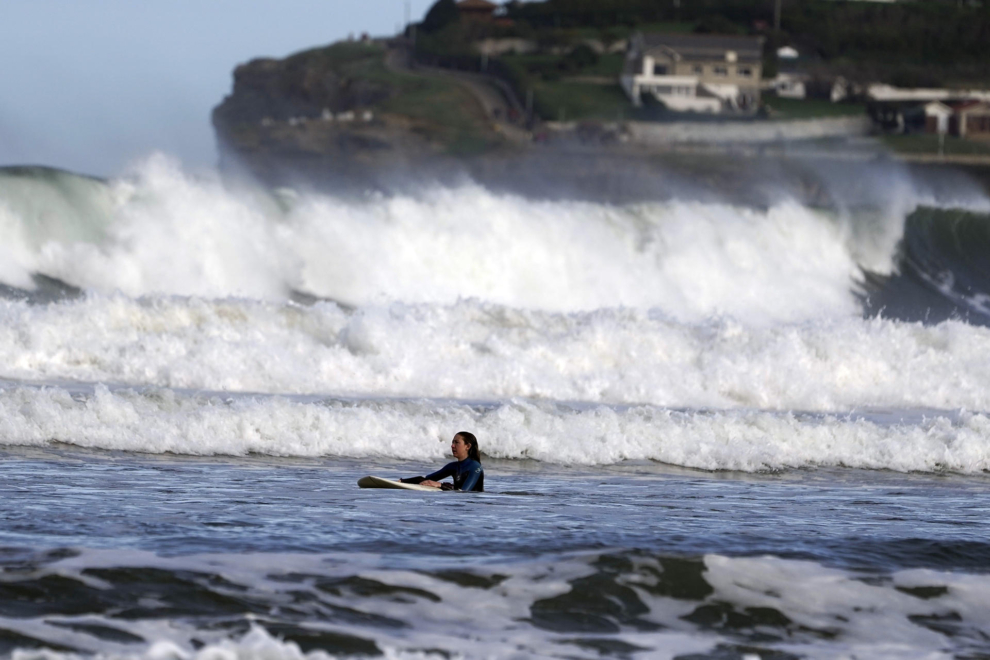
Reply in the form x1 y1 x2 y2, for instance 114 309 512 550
3 445 990 659
4 446 990 566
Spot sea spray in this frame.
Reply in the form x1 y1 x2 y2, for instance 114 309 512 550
2 296 990 411
0 156 897 322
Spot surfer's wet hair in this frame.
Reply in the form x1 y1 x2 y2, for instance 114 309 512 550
456 431 481 462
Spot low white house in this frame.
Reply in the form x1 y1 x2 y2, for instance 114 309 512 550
952 101 990 138
621 33 764 114
770 73 807 99
923 101 952 135
766 74 850 102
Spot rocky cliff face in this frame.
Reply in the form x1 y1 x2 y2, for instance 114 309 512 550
212 41 492 189
214 49 393 125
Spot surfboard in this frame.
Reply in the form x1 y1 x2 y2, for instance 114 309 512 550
358 476 441 492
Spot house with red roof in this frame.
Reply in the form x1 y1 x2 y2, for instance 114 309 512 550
457 0 498 22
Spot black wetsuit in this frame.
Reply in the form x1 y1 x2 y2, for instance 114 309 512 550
402 459 484 492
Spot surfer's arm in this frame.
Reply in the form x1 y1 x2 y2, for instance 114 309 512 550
419 462 457 488
400 461 456 485
423 463 456 482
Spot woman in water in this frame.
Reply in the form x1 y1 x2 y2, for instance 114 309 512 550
401 432 484 492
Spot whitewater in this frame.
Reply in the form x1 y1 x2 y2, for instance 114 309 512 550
3 153 990 659
0 154 915 318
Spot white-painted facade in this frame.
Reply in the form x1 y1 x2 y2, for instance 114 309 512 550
923 102 952 135
621 33 763 114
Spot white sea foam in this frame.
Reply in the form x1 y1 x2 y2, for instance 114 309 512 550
698 554 990 660
0 202 38 290
0 154 916 322
8 549 990 660
3 296 990 412
6 548 716 660
0 384 988 472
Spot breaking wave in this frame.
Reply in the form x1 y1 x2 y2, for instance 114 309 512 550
2 296 990 411
2 157 990 474
0 155 949 324
0 383 987 472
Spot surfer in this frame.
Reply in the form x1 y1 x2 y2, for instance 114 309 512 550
400 432 485 492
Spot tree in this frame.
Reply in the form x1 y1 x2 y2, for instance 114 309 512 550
563 43 599 71
422 0 459 34
693 14 741 35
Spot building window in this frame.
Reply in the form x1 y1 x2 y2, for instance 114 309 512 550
693 65 703 75
653 64 668 76
714 66 728 77
739 67 752 77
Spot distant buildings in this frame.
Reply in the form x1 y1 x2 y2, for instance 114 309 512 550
948 101 990 138
621 33 764 114
867 86 990 138
923 101 953 135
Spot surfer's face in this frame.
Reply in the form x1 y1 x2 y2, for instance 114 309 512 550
451 435 470 460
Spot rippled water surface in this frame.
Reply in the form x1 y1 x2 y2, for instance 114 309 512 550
4 446 990 659
4 446 990 564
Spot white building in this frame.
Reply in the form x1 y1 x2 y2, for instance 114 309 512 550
621 33 764 114
923 101 952 135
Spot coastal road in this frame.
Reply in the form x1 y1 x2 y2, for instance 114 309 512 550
385 45 531 144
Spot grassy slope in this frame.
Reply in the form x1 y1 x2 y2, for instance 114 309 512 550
763 96 866 120
501 53 629 121
881 134 990 157
291 43 498 155
531 82 630 122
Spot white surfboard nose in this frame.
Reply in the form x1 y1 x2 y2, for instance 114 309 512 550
358 475 441 491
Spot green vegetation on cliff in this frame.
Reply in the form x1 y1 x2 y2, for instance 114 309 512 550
213 41 498 159
504 0 990 86
882 134 990 158
762 97 865 120
495 52 627 121
410 0 988 123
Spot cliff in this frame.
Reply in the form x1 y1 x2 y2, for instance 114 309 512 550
212 39 990 204
212 40 505 188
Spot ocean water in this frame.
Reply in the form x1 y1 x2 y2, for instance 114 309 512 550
1 155 990 659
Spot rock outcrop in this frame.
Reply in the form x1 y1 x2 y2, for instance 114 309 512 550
212 41 499 190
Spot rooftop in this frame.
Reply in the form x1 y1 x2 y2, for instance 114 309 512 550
640 33 764 62
457 0 498 10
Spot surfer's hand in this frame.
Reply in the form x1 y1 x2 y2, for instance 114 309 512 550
421 480 441 488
